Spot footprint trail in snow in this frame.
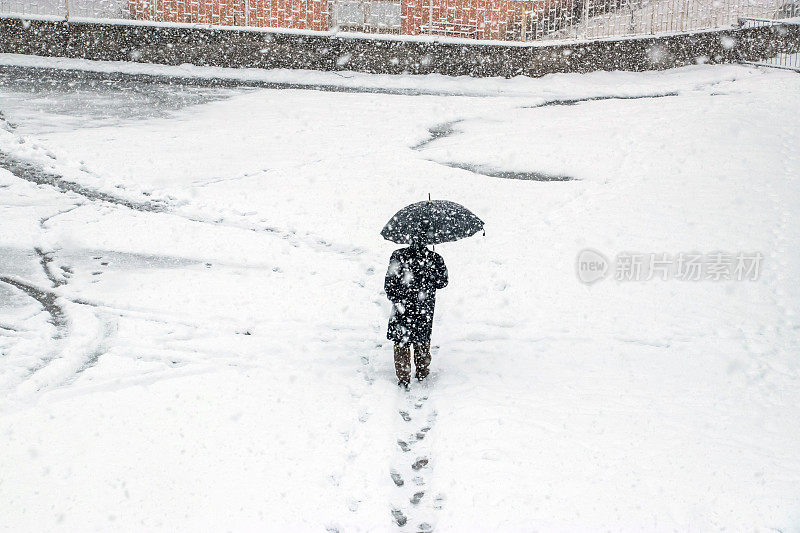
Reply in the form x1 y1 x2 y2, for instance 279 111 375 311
390 380 443 531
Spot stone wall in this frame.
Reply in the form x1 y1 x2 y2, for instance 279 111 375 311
0 15 797 78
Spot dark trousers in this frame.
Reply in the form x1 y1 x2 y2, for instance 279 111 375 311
394 342 431 383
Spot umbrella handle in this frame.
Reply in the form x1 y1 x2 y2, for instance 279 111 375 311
428 193 434 251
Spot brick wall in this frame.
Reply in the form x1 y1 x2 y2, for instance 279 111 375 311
403 0 514 40
249 0 328 30
129 0 329 30
128 0 518 37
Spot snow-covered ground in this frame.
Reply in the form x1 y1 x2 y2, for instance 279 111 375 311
1 55 799 531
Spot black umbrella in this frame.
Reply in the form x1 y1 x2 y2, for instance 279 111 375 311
381 198 484 245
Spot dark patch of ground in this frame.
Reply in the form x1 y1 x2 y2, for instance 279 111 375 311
0 65 245 130
436 161 575 181
521 91 680 109
412 120 464 151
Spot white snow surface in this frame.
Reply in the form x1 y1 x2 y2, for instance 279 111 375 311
0 52 752 96
1 56 799 531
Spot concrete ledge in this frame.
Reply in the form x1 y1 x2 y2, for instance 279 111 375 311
1 15 798 77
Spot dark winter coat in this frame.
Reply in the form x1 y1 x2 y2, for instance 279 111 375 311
384 244 448 345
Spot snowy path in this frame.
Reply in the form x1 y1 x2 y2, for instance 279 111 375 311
1 58 800 530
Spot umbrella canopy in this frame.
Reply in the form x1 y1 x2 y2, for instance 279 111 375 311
381 199 484 245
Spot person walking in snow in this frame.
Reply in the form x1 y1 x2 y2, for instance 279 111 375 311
384 235 448 389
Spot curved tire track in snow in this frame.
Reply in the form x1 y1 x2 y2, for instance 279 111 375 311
0 142 365 259
413 91 682 182
0 275 109 397
0 275 69 394
0 150 168 212
0 276 68 335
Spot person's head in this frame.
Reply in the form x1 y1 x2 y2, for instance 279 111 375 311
412 219 432 249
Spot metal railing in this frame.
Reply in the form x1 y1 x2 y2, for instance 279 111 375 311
740 17 800 70
1 0 797 41
525 0 798 40
0 1 128 19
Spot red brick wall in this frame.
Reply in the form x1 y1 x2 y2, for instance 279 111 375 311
129 0 513 38
403 0 512 40
129 0 245 25
249 0 328 30
130 0 328 30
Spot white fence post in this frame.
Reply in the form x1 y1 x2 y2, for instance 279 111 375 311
582 0 589 38
429 0 434 34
